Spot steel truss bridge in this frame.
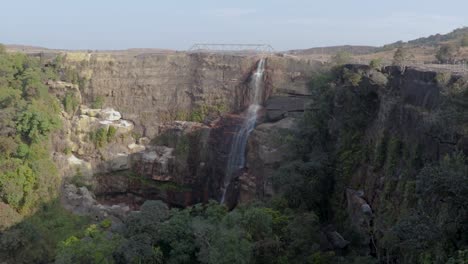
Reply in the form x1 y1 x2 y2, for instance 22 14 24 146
188 43 275 54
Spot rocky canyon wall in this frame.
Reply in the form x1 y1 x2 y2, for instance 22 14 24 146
64 52 318 138
51 51 319 208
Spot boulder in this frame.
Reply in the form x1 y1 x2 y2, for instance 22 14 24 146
100 108 122 121
62 184 130 222
80 106 101 117
128 143 146 153
325 230 350 249
108 153 130 171
134 146 175 181
138 137 151 145
75 115 99 133
67 154 93 178
346 188 373 250
112 120 134 134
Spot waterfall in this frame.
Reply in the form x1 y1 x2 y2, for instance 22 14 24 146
221 58 266 203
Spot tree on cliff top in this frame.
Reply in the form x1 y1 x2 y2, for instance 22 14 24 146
461 34 468 47
392 47 411 66
331 51 352 66
436 44 460 63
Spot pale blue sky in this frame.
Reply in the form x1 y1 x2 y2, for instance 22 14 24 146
1 0 466 51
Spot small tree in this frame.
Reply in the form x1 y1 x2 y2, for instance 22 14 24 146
369 58 383 69
392 47 409 66
436 44 459 63
91 96 104 109
94 128 107 148
106 126 117 142
461 35 468 47
343 68 362 87
331 51 352 65
63 92 79 115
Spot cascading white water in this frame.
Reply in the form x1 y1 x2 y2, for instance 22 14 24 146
221 58 266 203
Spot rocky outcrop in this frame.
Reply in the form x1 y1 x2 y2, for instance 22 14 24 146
68 107 142 175
62 184 130 223
241 117 298 202
243 64 467 206
346 189 373 249
133 121 210 184
47 80 82 114
264 96 310 121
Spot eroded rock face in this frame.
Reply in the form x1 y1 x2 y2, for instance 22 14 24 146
133 146 175 181
241 117 298 202
65 52 319 138
67 154 93 178
100 108 122 121
265 95 310 121
132 121 210 184
51 54 319 208
345 189 373 251
47 80 82 115
62 184 130 223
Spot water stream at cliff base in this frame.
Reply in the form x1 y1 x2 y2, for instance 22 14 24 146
221 58 266 203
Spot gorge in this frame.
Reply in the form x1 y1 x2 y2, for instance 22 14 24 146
0 38 467 263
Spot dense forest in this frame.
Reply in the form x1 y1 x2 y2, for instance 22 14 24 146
0 45 467 264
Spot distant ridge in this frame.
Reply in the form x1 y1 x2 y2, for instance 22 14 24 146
383 27 468 48
287 45 377 55
4 27 468 55
4 44 177 54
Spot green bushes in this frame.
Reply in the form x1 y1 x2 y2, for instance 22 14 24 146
342 68 362 86
435 72 451 86
63 92 79 114
0 200 91 263
89 126 118 148
369 58 383 69
0 159 35 210
55 224 121 264
70 170 91 189
16 100 61 143
436 44 459 63
331 51 352 65
91 95 104 109
56 200 328 264
189 103 227 122
89 127 107 148
0 51 64 215
107 126 117 142
0 51 95 263
461 35 468 47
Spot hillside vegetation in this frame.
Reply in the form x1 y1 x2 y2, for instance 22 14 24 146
0 44 90 262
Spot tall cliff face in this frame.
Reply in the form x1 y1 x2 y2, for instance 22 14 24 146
244 64 467 260
64 52 318 138
53 52 319 207
245 65 467 200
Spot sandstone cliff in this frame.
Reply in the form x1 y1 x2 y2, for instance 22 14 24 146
50 52 318 208
63 52 318 138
